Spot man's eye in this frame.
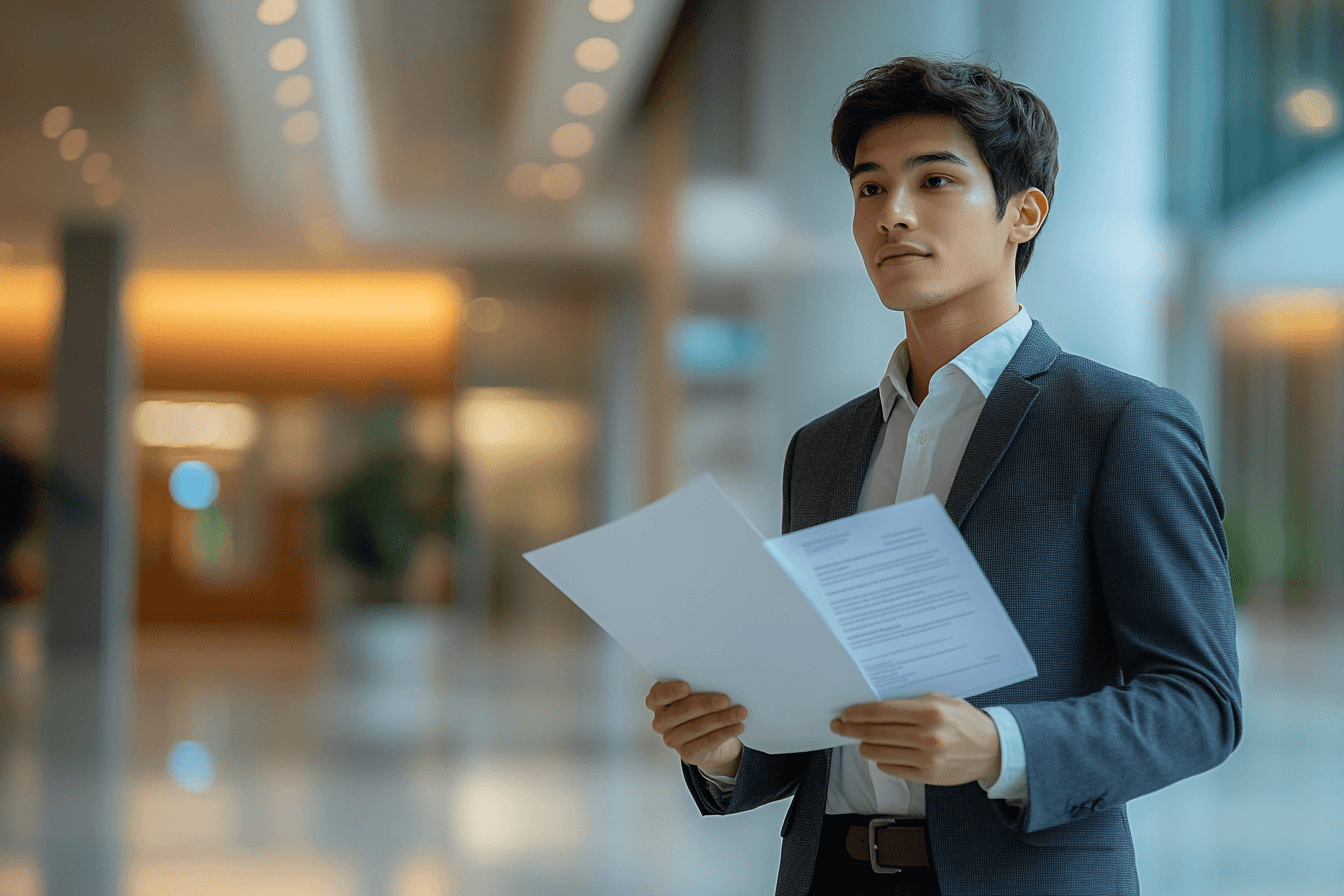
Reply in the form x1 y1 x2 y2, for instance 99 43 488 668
858 183 881 197
925 176 950 188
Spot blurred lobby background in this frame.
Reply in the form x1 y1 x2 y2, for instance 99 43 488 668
2 0 1344 894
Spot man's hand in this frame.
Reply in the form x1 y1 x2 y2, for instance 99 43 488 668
830 692 1001 787
646 681 747 777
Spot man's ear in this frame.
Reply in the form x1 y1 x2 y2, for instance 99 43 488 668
1008 188 1049 245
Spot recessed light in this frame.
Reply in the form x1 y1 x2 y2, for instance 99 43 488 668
575 37 619 73
507 163 545 199
269 37 308 72
275 73 314 108
564 82 608 116
589 0 634 23
257 0 298 25
41 106 73 139
550 123 594 159
58 128 88 161
540 163 583 200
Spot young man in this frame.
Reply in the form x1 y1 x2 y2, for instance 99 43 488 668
645 57 1242 896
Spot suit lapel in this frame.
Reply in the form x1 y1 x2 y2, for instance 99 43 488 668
944 321 1060 528
827 390 885 523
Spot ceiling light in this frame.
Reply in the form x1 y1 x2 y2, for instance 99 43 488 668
256 0 298 25
1283 86 1339 135
574 37 619 73
589 0 634 23
58 128 88 161
94 176 125 208
269 37 308 72
550 123 594 159
81 152 112 184
284 110 321 145
540 163 583 200
563 82 607 116
507 162 545 199
41 106 73 139
274 73 313 108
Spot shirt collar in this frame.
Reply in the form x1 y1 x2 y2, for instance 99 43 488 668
878 305 1034 421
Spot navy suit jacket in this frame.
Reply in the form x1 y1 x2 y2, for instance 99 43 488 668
682 322 1242 895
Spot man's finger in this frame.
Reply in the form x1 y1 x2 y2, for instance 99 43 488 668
837 698 938 725
830 718 929 746
653 693 732 735
677 722 746 760
856 742 924 767
645 680 691 710
664 705 748 749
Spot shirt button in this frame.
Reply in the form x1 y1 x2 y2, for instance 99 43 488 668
916 430 931 445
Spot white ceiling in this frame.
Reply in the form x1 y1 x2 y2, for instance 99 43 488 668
0 0 684 269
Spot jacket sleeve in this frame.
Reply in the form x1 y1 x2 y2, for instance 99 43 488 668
1002 387 1243 832
682 747 814 816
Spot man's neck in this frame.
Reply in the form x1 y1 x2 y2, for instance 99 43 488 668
903 295 1019 405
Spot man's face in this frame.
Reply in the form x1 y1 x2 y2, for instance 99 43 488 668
850 113 1025 315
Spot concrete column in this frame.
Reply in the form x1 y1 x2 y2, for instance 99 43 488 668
40 223 137 896
983 0 1170 385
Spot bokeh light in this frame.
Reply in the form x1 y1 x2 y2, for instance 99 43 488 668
563 82 608 116
274 73 314 108
284 110 321 145
256 0 298 25
540 163 583 200
58 128 88 161
41 105 73 139
169 461 220 511
574 37 619 73
135 401 259 450
506 162 544 198
589 0 634 23
167 741 216 793
549 122 594 159
1283 86 1340 135
268 37 308 72
81 152 112 184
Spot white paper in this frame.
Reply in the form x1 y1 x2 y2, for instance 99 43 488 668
524 476 875 753
524 476 1036 755
764 494 1037 701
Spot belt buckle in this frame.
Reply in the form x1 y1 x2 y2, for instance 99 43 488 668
868 816 902 874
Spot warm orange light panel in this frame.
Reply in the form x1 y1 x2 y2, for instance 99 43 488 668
0 265 62 387
1222 291 1344 353
126 270 463 394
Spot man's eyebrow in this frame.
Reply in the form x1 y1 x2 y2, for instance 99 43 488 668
901 151 973 172
849 151 973 181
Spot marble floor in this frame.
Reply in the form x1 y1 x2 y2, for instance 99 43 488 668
1 605 1342 896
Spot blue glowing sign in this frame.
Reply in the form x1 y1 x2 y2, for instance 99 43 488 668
168 740 215 792
169 460 220 510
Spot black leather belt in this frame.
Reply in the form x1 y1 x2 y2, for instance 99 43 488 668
828 814 931 873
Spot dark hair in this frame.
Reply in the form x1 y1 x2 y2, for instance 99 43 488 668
831 56 1059 284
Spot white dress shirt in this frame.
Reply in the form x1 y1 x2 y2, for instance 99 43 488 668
704 306 1033 814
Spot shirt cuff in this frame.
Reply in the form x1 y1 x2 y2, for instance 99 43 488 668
698 766 738 794
979 705 1028 805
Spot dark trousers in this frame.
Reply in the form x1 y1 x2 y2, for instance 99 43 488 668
804 814 942 896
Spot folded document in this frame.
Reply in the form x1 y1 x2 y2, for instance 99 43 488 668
524 475 1036 754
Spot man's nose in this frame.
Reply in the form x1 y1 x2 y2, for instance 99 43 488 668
878 191 916 232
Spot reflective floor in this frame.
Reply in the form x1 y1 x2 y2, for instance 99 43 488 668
1 605 1342 896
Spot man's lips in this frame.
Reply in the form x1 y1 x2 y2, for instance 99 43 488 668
877 252 930 265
